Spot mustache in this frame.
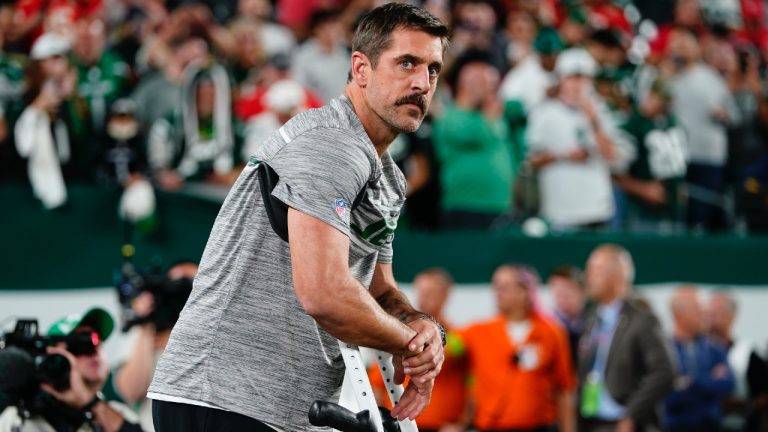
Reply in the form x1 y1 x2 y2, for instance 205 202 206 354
395 94 427 113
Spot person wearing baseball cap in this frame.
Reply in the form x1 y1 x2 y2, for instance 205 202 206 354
14 32 80 210
0 307 142 431
525 47 619 230
30 32 71 61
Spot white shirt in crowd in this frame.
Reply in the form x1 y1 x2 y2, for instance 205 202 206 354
498 54 555 113
526 98 615 228
671 63 739 166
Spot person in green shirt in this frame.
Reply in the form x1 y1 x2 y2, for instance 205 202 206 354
614 80 688 231
433 51 519 230
72 18 130 134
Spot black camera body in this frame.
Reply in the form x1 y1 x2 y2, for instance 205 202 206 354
116 262 193 332
0 319 97 411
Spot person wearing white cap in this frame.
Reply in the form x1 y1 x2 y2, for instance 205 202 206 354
241 79 308 160
525 48 618 230
14 32 81 209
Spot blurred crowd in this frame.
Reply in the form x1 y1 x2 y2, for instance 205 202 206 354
365 244 768 432
2 0 768 234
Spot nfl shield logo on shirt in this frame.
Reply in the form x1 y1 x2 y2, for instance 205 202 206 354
335 198 350 221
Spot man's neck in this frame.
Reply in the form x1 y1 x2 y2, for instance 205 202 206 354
315 36 335 54
598 290 624 307
557 308 583 322
344 86 398 155
710 329 732 346
504 309 529 322
674 327 698 342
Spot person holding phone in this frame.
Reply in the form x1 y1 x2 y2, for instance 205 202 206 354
526 48 618 230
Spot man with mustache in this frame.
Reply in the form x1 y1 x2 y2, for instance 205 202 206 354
148 3 449 431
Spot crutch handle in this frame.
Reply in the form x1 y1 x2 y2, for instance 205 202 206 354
308 400 378 432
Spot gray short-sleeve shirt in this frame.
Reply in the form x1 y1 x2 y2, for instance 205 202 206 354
147 97 406 431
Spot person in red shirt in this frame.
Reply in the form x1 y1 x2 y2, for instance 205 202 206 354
234 52 323 121
369 268 468 432
458 264 576 432
12 0 101 48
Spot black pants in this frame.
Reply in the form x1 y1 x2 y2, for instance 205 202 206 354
152 400 276 432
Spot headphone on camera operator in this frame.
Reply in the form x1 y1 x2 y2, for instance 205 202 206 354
0 308 143 432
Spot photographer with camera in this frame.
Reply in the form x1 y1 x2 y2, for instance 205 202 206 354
0 307 142 432
111 261 197 432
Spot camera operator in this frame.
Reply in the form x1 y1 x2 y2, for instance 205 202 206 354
113 262 197 431
0 307 142 432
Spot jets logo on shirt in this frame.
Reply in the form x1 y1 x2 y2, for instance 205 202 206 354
335 199 350 220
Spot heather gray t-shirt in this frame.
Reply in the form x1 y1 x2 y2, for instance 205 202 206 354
148 96 406 431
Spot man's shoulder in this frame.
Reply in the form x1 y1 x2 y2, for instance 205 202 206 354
463 317 504 336
281 99 366 145
623 297 660 324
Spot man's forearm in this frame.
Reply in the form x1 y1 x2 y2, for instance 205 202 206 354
558 391 576 432
307 273 417 356
376 288 423 324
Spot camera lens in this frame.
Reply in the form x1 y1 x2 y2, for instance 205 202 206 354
35 354 71 391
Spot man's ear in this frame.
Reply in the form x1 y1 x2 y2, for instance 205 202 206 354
350 51 370 87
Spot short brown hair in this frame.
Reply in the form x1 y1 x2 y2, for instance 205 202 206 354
549 264 585 290
351 3 450 70
415 267 454 289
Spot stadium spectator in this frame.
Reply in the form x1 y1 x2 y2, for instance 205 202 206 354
579 244 675 432
501 10 537 71
370 268 468 432
499 19 563 113
234 52 323 121
667 29 739 231
450 0 507 72
130 37 208 132
14 32 90 209
147 64 236 191
707 290 768 432
236 0 295 58
293 9 349 105
94 98 147 186
526 48 617 230
726 46 766 192
650 0 708 58
548 264 587 369
614 80 688 231
388 114 443 231
224 18 265 90
241 79 308 160
0 307 142 431
664 285 735 431
459 264 576 432
71 18 130 134
433 50 517 230
11 0 103 49
557 7 591 48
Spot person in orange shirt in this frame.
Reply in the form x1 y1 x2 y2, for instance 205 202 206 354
370 268 468 432
458 264 576 432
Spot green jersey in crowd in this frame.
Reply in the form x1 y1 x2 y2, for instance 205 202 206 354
74 51 130 131
621 109 688 225
433 101 524 217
